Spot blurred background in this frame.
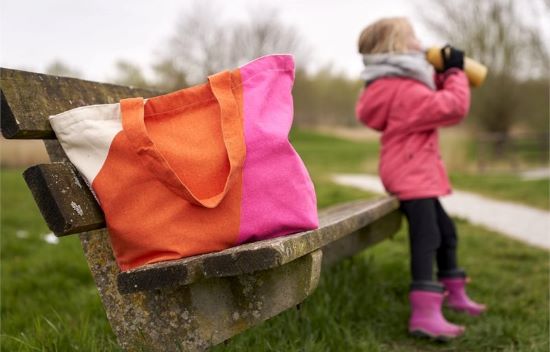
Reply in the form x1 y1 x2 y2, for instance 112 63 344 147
1 0 549 174
1 0 549 351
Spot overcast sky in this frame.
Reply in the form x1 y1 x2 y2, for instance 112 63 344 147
1 0 545 83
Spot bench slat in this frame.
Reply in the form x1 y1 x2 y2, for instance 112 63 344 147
23 163 105 235
117 197 400 293
1 68 161 139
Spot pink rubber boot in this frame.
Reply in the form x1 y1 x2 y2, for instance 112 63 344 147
440 277 487 316
409 284 465 341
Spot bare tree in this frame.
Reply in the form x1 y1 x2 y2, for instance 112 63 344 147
231 6 309 68
163 1 235 83
156 0 309 84
419 0 548 79
417 0 549 155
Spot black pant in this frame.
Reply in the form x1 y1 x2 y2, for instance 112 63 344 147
400 198 458 282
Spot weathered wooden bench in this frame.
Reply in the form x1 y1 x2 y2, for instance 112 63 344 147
1 68 402 351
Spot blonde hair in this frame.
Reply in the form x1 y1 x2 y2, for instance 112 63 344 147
358 17 414 54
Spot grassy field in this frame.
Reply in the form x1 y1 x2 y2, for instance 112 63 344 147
1 129 549 351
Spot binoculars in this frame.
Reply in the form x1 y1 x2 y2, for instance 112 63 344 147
426 46 488 87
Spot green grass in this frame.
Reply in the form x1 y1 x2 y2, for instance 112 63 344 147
290 129 380 207
450 172 549 210
215 219 549 352
1 170 119 351
1 129 549 351
290 129 379 175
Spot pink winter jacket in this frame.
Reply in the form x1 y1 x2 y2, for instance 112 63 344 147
355 69 470 200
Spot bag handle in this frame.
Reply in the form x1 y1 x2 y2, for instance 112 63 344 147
120 71 245 208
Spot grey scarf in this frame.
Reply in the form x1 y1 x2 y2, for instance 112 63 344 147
360 53 435 90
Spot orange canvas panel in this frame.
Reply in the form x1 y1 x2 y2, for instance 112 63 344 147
93 70 245 271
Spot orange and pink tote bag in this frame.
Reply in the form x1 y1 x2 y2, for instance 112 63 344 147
49 55 318 271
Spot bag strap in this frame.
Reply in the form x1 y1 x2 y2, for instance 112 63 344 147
120 70 245 208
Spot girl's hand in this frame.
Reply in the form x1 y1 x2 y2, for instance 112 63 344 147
441 44 464 71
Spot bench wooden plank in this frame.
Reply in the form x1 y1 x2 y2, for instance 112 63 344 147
118 197 400 293
23 163 105 236
0 68 161 139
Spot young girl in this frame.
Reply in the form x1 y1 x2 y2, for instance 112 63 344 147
355 17 486 340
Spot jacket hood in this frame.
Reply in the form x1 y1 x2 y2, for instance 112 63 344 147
355 79 396 132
